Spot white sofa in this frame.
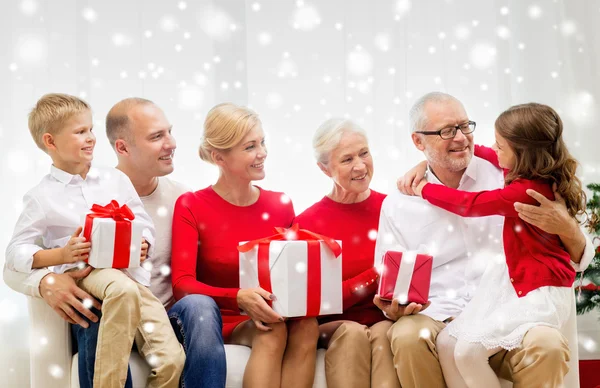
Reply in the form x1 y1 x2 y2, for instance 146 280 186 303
27 295 580 388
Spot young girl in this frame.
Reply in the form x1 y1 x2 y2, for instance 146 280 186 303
411 103 586 387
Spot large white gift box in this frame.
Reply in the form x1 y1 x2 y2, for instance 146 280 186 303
238 227 343 318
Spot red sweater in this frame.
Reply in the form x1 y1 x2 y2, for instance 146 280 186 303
171 186 295 340
421 145 575 297
295 190 386 326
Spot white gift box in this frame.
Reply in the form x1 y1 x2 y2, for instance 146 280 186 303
239 240 343 318
84 217 144 269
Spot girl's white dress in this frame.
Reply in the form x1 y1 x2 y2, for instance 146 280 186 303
447 257 572 350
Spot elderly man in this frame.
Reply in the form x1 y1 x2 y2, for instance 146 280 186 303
374 92 594 387
4 98 227 388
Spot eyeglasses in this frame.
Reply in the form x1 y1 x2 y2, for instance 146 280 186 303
415 120 476 140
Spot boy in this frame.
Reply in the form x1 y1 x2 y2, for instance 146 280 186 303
5 93 185 387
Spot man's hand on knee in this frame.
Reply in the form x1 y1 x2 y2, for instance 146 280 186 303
39 267 102 327
373 295 430 321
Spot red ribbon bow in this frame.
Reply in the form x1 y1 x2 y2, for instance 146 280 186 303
238 224 341 317
83 200 136 268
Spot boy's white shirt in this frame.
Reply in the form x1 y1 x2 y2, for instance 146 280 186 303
4 165 155 287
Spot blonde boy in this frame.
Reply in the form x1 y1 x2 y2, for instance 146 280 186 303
5 93 184 387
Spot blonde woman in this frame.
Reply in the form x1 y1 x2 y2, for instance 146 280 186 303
171 103 319 388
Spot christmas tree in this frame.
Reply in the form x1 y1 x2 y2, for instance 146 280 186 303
575 183 600 315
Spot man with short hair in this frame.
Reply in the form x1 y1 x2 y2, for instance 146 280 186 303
374 92 594 387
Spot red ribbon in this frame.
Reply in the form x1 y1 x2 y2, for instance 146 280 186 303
577 284 600 292
238 224 341 316
83 200 136 268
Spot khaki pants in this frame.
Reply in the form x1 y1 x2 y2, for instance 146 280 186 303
79 268 185 388
324 320 401 388
387 314 570 388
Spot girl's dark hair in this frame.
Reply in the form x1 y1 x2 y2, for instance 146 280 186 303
495 103 586 217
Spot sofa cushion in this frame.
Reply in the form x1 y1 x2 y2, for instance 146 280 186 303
71 345 328 388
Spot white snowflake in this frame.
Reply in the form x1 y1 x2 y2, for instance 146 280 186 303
82 298 94 309
346 47 373 76
20 0 38 16
16 34 47 65
160 265 171 276
291 5 321 31
374 33 391 52
528 5 543 20
143 322 155 333
112 33 133 47
160 15 179 32
496 25 510 39
561 20 577 36
258 32 272 46
277 58 298 78
454 25 470 40
82 7 97 23
295 261 307 274
48 365 64 379
146 354 159 367
469 43 497 69
198 6 234 40
395 0 412 18
178 86 204 110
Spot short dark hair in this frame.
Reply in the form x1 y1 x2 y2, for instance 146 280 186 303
105 97 154 147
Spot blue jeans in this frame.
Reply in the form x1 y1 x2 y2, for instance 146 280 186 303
72 294 227 388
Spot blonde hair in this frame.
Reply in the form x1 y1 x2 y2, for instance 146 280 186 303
199 103 261 164
28 93 91 152
313 118 367 165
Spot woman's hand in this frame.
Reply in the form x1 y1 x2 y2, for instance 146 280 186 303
237 288 284 332
397 160 428 196
413 179 428 197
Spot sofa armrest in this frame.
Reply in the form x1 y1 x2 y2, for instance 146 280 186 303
27 296 73 388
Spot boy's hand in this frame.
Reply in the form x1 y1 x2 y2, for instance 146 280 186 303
61 227 91 264
140 239 149 262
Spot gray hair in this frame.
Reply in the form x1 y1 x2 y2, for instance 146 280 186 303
313 118 367 165
409 92 462 132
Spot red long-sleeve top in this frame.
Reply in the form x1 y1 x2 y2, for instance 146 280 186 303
421 145 575 297
171 186 295 340
295 190 386 326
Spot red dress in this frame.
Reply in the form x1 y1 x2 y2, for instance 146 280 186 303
171 186 295 341
295 190 386 326
421 145 575 297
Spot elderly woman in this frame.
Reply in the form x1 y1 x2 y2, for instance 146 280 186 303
171 103 319 388
295 118 400 388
